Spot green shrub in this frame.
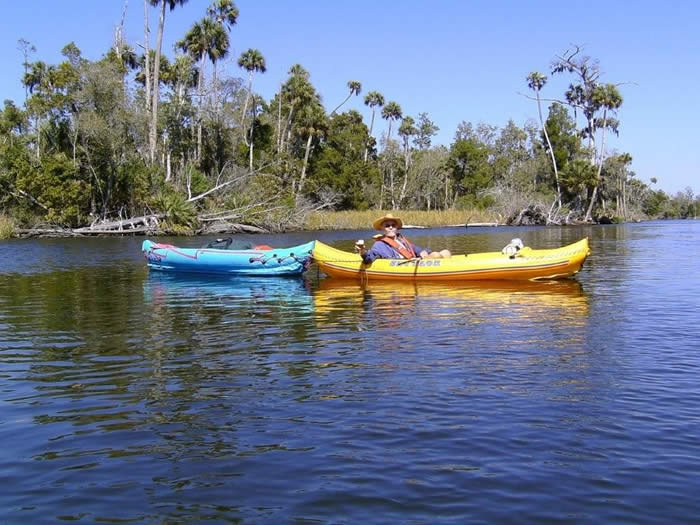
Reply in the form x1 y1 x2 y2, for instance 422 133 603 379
150 192 198 234
14 153 88 227
187 166 210 197
454 194 495 211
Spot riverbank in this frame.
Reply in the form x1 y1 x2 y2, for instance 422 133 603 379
3 208 664 239
2 209 500 239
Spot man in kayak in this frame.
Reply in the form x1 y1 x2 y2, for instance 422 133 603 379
354 213 451 264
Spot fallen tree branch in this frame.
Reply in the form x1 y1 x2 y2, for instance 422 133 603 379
73 214 164 232
1 179 49 211
197 222 267 234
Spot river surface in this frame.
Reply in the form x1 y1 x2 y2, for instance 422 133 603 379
1 221 699 523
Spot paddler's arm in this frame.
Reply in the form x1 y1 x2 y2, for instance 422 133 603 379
355 239 370 264
355 239 393 264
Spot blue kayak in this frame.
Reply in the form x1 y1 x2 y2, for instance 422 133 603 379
142 239 315 276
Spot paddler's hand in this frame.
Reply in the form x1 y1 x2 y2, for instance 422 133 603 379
419 250 430 258
354 239 366 254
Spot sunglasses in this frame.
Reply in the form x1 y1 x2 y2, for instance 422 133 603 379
383 223 398 228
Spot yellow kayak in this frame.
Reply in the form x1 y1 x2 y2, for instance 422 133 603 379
312 238 590 281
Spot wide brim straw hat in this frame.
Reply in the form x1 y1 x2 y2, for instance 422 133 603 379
373 213 403 231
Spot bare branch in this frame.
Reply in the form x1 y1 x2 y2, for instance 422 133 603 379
186 175 247 203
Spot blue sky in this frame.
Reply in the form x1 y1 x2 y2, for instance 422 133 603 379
1 0 698 195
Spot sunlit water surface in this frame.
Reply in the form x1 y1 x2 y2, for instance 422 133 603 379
0 221 699 522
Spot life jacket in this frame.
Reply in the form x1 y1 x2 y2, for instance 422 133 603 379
377 234 417 259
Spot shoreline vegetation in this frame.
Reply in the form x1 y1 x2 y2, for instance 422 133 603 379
2 6 698 242
4 209 499 239
4 209 500 239
4 209 694 241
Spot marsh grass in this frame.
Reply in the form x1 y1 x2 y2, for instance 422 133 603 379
0 215 17 239
305 209 499 231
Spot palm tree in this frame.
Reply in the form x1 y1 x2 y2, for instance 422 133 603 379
279 64 313 154
398 117 416 164
206 0 238 111
585 83 623 221
148 0 189 164
135 51 172 88
363 90 384 161
164 53 197 180
398 116 417 205
527 71 561 214
178 18 229 161
113 44 139 73
381 101 402 208
207 0 239 29
552 45 626 220
295 102 327 200
22 60 56 160
22 60 50 94
238 48 267 171
177 19 208 162
331 80 361 114
206 23 229 110
381 101 402 147
143 1 151 115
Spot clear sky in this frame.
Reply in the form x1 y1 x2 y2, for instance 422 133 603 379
1 0 698 195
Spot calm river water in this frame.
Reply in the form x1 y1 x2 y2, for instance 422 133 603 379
1 221 699 523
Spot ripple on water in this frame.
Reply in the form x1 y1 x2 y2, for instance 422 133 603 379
2 223 700 521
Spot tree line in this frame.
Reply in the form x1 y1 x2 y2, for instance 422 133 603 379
1 0 697 233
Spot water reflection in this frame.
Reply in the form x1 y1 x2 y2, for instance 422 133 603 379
313 277 589 330
143 272 313 310
1 271 322 523
142 272 316 349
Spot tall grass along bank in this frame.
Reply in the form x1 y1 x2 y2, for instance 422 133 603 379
305 209 498 231
0 215 17 239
